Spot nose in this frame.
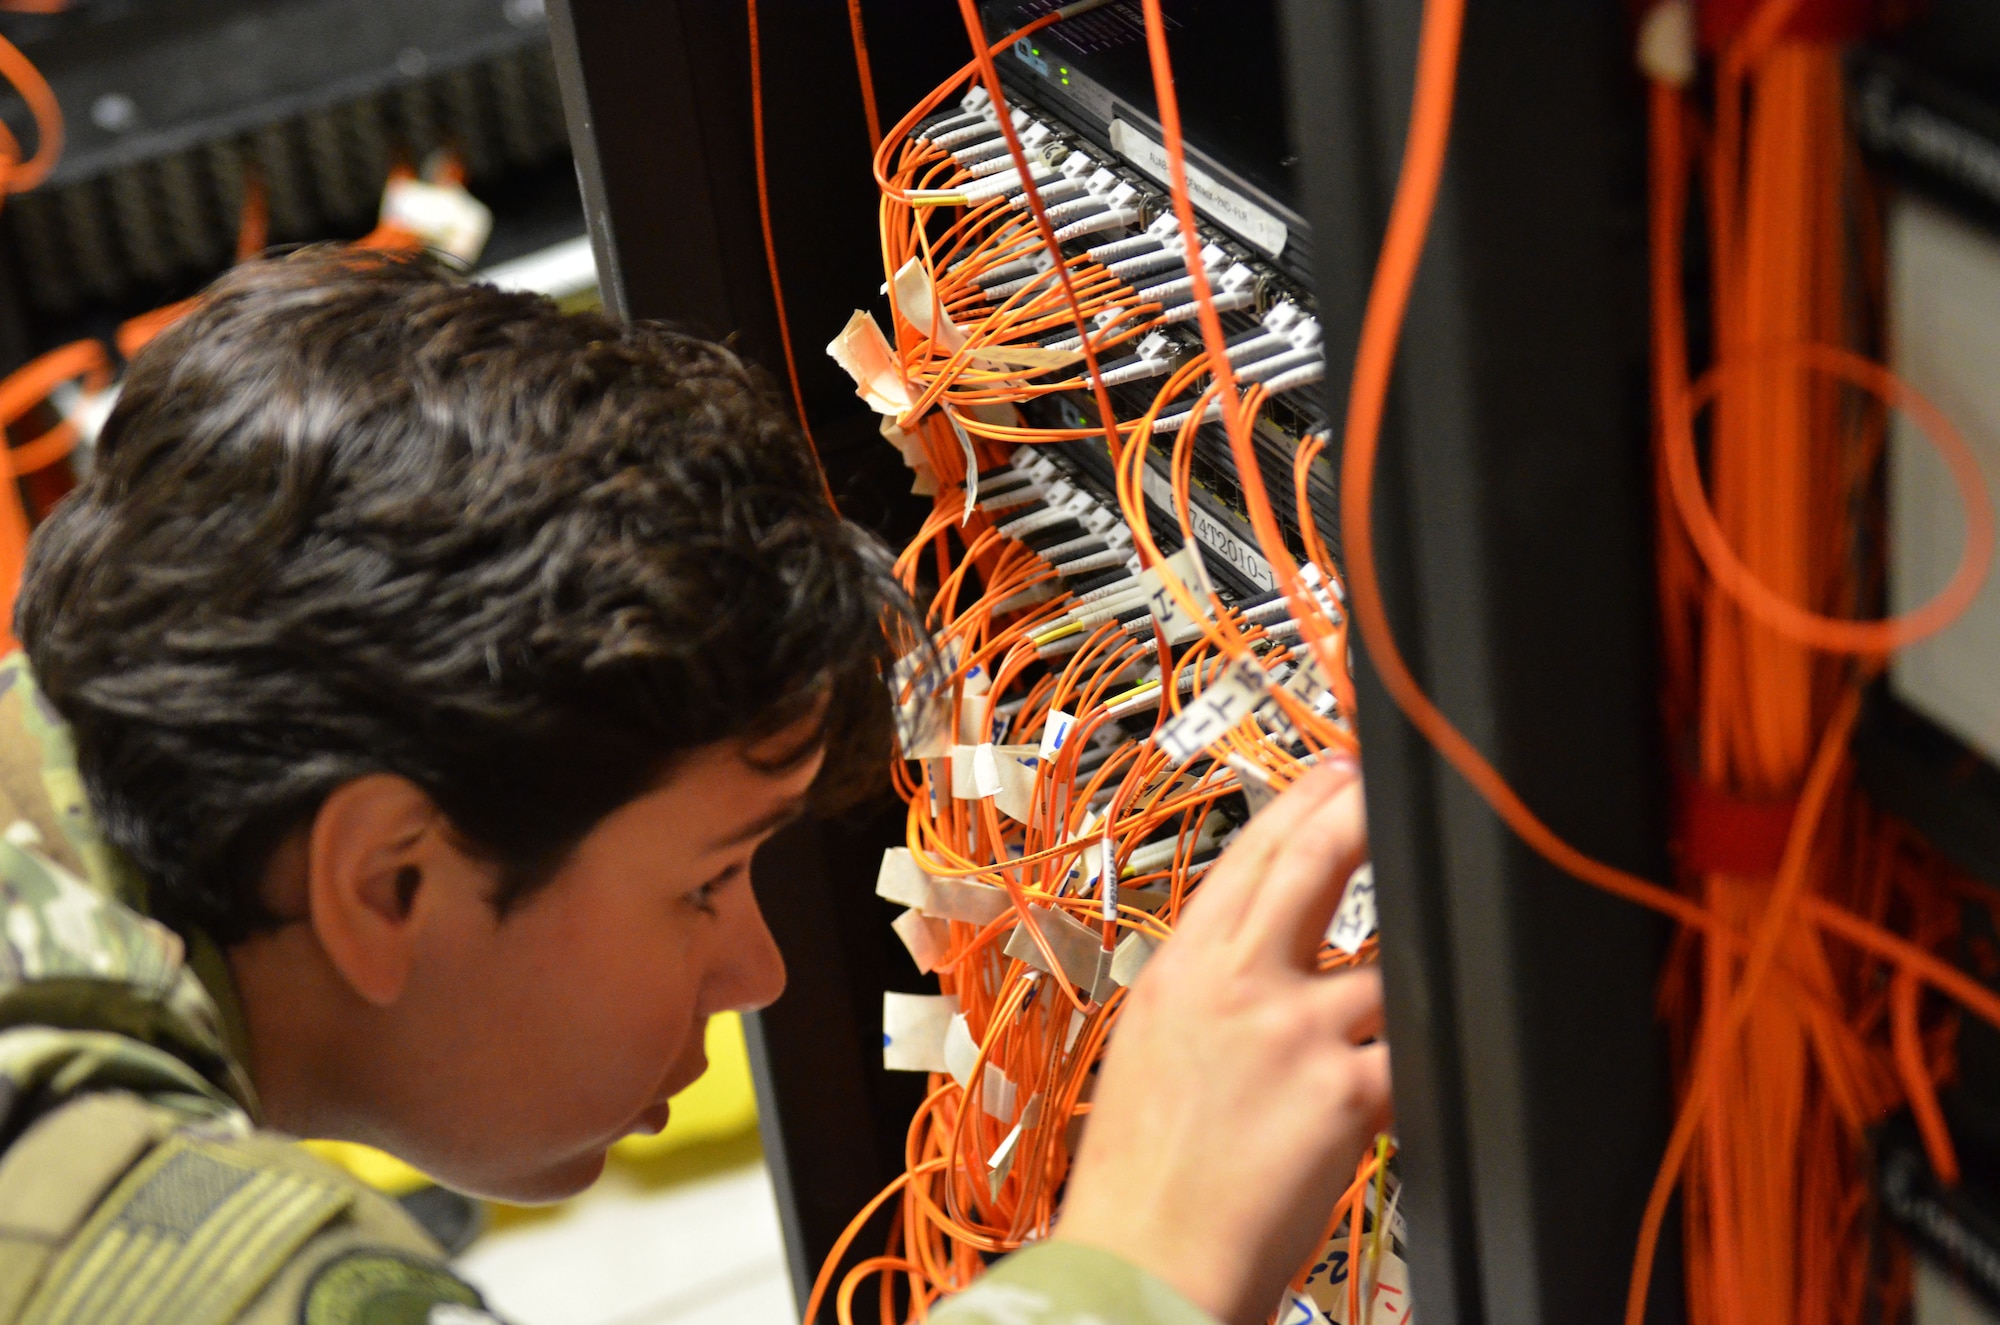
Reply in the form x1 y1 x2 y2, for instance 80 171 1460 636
714 884 787 1014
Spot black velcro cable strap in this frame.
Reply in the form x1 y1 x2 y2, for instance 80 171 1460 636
19 1134 352 1325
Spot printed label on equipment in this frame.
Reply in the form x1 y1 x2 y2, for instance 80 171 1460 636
1110 118 1289 257
1139 464 1278 594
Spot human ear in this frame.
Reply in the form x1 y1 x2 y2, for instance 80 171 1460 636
305 774 443 1008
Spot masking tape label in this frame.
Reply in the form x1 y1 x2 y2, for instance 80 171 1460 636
1110 929 1160 987
993 748 1041 823
944 1012 980 1089
944 408 980 523
1227 753 1281 817
987 1121 1024 1198
964 343 1084 372
827 310 913 415
891 257 969 351
892 907 950 974
958 693 987 745
882 992 957 1073
877 847 933 909
926 876 1013 925
982 1063 1017 1121
1003 903 1104 991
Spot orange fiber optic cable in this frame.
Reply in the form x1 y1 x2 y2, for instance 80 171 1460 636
747 0 839 510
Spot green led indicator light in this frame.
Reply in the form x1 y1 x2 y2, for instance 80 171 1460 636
1060 66 1070 84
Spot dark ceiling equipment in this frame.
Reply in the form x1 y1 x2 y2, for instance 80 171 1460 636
0 0 573 345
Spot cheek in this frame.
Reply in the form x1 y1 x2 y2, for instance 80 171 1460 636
483 893 709 1092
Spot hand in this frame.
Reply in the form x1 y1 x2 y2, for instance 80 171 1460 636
1054 761 1391 1325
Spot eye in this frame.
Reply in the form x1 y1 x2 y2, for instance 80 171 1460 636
686 863 745 916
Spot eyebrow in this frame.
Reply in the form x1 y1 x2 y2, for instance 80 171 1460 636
707 797 809 851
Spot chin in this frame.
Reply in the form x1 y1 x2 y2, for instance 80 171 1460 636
454 1148 610 1206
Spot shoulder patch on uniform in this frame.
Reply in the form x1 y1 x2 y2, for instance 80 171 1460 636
18 1134 351 1325
300 1249 494 1325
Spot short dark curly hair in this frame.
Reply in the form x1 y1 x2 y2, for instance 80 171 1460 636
18 247 907 945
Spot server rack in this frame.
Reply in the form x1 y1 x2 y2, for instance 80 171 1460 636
0 0 576 354
546 5 1675 1323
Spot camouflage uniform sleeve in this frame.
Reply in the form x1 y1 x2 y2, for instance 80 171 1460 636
0 1091 503 1325
234 1145 503 1325
929 1241 1221 1325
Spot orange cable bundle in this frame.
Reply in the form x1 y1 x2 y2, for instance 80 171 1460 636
1641 3 2000 1322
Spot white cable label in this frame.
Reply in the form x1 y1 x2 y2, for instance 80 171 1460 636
896 699 951 759
890 644 953 760
1154 656 1273 761
1327 863 1377 954
973 743 1003 798
1138 544 1213 646
1039 709 1077 762
381 177 494 265
1067 807 1107 890
944 407 980 523
951 743 1004 800
1099 834 1119 919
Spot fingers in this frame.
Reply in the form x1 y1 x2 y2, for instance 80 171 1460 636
1239 776 1369 967
1316 966 1386 1044
1333 1043 1393 1138
1175 759 1358 941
